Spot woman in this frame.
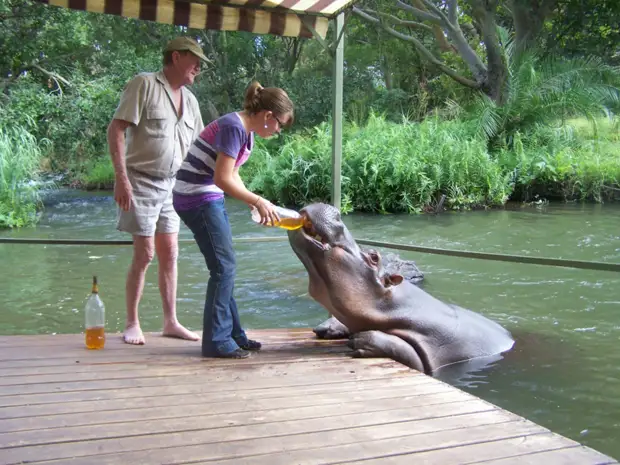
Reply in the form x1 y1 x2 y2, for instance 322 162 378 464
173 81 294 359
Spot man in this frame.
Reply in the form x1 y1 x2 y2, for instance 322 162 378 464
107 37 209 345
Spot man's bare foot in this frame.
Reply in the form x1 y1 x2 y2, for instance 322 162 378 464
123 324 145 345
163 321 200 341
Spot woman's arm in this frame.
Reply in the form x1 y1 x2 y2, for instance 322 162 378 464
214 154 280 224
233 167 245 190
214 154 257 206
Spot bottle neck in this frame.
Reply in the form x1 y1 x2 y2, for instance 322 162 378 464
91 276 98 294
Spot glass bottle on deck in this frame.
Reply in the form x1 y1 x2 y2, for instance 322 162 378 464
84 276 105 350
251 205 304 230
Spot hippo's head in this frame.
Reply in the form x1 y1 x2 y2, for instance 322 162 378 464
288 203 403 332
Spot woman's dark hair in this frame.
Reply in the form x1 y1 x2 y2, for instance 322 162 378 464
243 81 294 127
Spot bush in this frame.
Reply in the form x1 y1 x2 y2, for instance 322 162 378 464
499 120 620 202
246 113 514 213
5 75 121 176
0 122 47 228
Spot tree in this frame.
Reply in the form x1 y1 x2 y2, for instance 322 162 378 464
544 0 620 65
353 0 558 104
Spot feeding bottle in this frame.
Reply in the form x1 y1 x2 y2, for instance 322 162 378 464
84 276 106 350
251 205 304 230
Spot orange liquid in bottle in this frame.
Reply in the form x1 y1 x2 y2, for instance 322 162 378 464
85 326 105 349
274 217 304 230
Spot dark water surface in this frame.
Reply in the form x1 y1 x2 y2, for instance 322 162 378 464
1 189 619 459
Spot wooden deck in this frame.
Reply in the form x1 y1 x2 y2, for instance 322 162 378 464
0 329 616 465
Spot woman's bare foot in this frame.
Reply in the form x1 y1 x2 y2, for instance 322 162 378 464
123 324 145 345
163 321 200 341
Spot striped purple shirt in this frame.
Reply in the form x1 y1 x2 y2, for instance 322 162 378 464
172 112 253 211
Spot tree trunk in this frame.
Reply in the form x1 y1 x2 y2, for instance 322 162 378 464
285 38 304 75
509 0 558 52
471 0 508 104
381 54 393 90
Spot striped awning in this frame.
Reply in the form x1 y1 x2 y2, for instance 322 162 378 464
34 0 356 39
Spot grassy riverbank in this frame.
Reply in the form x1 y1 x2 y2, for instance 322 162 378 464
0 125 46 228
97 114 620 213
1 115 618 228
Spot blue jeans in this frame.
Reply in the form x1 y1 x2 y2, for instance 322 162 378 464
176 199 249 356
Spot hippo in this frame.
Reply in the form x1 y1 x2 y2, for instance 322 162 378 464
381 252 424 285
287 203 515 376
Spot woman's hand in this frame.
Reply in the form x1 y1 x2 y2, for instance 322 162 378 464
255 197 281 226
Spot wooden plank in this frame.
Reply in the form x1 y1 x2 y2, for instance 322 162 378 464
0 330 329 348
0 382 453 432
0 327 312 342
466 446 618 464
337 433 581 464
0 328 313 343
0 329 615 465
0 331 347 371
0 329 323 349
190 423 546 465
0 355 388 384
0 347 348 370
0 389 475 446
0 341 348 361
0 334 345 359
0 359 413 397
0 376 433 419
0 369 418 408
0 409 521 464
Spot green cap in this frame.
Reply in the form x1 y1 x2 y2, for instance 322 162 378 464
165 37 211 64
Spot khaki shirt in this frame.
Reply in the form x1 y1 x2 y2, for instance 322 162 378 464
113 71 204 179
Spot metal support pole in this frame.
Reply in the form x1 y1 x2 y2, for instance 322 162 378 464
331 12 344 210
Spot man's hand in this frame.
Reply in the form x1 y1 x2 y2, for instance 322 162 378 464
114 175 133 212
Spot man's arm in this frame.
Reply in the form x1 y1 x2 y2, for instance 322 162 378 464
107 119 133 211
107 75 148 212
107 119 131 178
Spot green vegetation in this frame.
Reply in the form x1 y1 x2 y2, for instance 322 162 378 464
243 114 619 214
498 119 620 203
1 0 619 228
245 115 510 213
0 123 47 228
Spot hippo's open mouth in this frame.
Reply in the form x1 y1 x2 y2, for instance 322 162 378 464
300 214 331 251
288 203 361 261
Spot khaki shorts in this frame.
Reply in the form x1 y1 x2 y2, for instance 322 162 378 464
116 169 180 236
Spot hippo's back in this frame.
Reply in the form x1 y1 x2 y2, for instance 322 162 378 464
428 304 515 371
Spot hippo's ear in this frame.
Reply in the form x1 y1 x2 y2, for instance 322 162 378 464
383 274 404 288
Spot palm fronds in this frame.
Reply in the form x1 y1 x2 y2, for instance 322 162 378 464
462 46 620 144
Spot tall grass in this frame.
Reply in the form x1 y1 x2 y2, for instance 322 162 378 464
498 119 620 202
245 113 620 212
79 157 115 190
61 115 620 216
246 113 514 213
0 124 46 228
343 115 512 212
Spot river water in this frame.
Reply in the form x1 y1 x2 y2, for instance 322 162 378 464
1 189 619 459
